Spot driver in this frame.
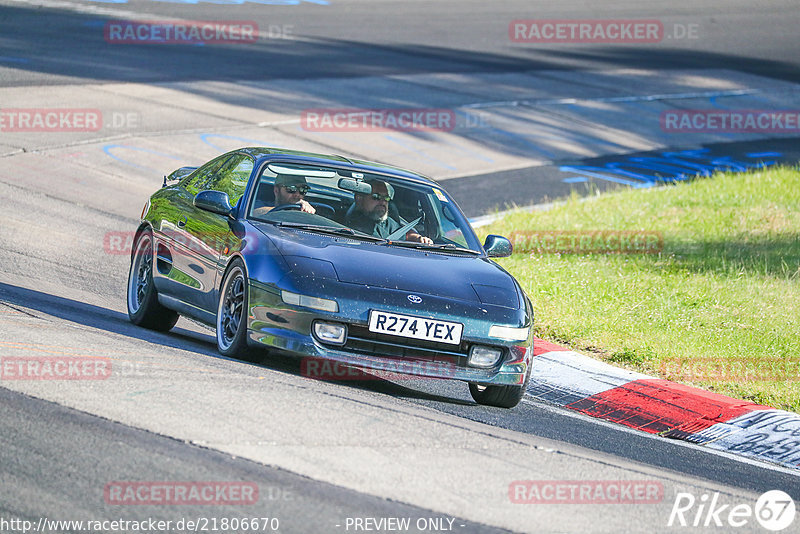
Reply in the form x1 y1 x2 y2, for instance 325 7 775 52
270 174 316 214
345 180 433 243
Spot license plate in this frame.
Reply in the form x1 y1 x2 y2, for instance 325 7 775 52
368 310 463 345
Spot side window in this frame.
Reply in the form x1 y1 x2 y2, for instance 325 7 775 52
183 155 231 196
206 154 254 206
436 201 468 247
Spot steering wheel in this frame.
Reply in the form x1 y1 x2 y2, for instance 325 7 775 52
270 203 304 213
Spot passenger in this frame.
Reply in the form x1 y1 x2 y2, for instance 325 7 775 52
345 180 433 243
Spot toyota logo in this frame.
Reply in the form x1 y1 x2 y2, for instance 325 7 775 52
407 294 422 304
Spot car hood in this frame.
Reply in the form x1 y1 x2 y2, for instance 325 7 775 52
253 223 521 309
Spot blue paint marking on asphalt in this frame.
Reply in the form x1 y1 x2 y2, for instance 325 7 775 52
747 152 782 158
559 149 784 186
708 96 724 109
0 56 31 64
628 155 719 177
558 166 648 187
102 144 183 171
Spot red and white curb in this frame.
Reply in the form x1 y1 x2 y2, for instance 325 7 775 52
527 338 800 471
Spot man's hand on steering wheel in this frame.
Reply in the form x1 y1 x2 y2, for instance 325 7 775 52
271 200 316 214
406 231 433 244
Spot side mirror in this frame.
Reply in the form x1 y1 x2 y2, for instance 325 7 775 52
483 235 512 258
194 190 233 217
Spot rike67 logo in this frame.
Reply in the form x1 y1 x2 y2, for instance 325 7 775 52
668 490 795 531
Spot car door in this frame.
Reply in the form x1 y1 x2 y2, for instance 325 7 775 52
172 153 253 313
151 154 231 307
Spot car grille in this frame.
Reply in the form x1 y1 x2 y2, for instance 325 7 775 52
339 324 470 365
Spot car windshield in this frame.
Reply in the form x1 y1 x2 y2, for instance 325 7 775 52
248 162 483 253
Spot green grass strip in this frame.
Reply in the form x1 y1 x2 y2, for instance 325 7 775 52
480 166 800 411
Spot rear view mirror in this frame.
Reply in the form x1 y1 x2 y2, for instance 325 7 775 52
338 178 373 195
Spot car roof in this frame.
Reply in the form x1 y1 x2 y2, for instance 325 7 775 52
237 147 440 188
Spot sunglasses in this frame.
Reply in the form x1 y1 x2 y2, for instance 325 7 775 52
370 193 392 202
282 185 309 195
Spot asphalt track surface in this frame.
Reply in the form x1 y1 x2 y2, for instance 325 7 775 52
1 1 799 533
1 0 799 85
0 386 508 533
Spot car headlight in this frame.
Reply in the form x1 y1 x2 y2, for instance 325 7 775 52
468 345 504 368
488 324 529 342
281 290 338 312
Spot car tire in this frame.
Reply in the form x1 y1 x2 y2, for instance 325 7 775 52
468 363 531 408
127 229 179 331
216 259 254 359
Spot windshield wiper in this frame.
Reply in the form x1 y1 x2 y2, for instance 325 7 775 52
276 222 388 242
387 241 481 254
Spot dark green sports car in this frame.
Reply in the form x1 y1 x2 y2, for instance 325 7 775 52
127 147 533 408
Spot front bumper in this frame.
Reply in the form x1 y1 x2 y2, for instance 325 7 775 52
246 280 531 386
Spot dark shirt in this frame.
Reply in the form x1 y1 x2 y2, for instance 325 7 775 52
346 210 407 239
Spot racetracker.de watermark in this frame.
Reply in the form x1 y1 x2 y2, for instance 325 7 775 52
301 358 456 381
104 20 259 44
106 230 235 256
660 356 800 383
104 481 259 505
661 110 800 133
0 357 111 380
509 20 701 43
0 109 101 132
511 20 661 43
300 109 456 132
0 109 140 132
510 230 663 255
509 480 664 504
